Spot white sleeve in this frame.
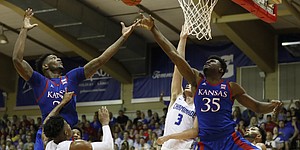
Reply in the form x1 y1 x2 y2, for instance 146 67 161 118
91 125 113 150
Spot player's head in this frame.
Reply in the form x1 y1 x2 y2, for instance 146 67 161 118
244 126 266 143
72 126 82 140
35 54 64 75
203 55 227 77
43 115 72 141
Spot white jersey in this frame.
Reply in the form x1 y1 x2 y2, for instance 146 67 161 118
46 125 113 150
45 140 71 150
162 95 195 150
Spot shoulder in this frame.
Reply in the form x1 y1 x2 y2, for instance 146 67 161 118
228 82 245 97
70 140 92 150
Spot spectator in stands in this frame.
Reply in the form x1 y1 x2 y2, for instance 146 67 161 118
139 112 148 125
117 110 129 129
137 137 150 150
133 110 142 125
151 112 160 123
90 114 102 133
12 115 20 128
242 108 256 126
152 122 162 136
232 107 242 125
277 107 287 122
265 131 276 150
83 121 96 141
289 116 300 149
113 131 122 148
257 113 266 126
120 141 129 150
81 115 88 125
146 109 153 123
36 117 42 128
125 120 133 131
21 115 31 127
121 130 133 148
23 135 34 150
278 120 298 150
271 126 284 149
133 133 141 149
248 116 259 129
265 114 277 133
109 112 117 127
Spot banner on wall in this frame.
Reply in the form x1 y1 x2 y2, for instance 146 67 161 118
132 42 254 103
16 58 121 108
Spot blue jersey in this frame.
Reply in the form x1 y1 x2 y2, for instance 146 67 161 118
194 78 236 141
28 67 85 127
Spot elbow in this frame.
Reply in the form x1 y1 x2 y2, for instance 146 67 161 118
12 57 22 67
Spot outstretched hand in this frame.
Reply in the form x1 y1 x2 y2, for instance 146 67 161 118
23 8 38 30
61 91 74 105
121 19 141 38
137 13 154 30
271 100 283 115
98 106 110 126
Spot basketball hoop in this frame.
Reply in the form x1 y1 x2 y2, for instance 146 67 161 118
178 0 218 40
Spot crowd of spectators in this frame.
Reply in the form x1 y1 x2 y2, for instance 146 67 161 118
0 114 40 150
0 99 299 150
233 100 300 150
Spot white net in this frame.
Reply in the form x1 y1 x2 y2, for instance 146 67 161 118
178 0 218 40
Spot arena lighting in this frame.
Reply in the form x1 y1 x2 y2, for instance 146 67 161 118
282 41 300 46
0 26 8 44
282 41 300 57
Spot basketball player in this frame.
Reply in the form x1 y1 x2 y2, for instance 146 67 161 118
160 25 195 150
12 8 140 150
244 126 267 150
41 91 113 150
138 14 283 150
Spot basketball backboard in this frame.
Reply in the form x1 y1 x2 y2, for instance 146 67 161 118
232 0 281 23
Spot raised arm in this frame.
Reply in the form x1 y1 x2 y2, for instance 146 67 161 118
42 92 74 143
83 20 140 78
12 8 38 81
230 82 283 114
70 106 114 150
169 25 188 108
138 15 199 88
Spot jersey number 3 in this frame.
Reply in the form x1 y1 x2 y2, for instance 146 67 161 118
174 113 183 125
201 98 221 112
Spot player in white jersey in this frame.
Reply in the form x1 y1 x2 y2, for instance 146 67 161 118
42 91 113 150
160 25 196 150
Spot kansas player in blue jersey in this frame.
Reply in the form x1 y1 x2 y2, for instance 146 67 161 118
138 15 283 150
12 8 140 150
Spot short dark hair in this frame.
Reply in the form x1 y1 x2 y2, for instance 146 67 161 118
35 54 51 74
208 55 227 76
258 126 266 143
72 126 83 137
43 115 64 139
